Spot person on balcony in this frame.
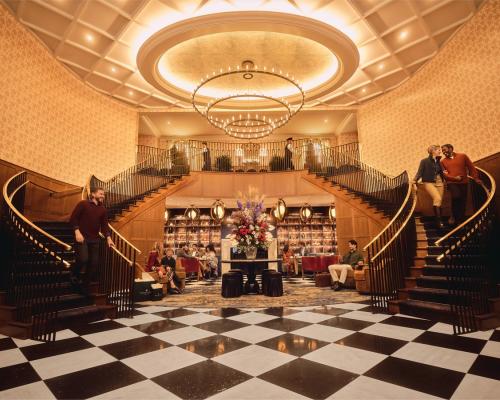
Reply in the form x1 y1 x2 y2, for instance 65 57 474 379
413 145 445 228
69 186 114 294
284 137 294 170
441 144 480 226
202 141 211 171
328 240 363 291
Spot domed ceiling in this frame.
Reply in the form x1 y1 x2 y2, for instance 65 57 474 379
2 0 485 137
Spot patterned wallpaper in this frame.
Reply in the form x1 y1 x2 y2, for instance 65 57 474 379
358 0 500 177
0 5 138 185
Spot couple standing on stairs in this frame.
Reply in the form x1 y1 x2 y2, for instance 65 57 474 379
413 144 480 229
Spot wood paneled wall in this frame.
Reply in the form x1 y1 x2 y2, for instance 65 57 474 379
0 159 82 222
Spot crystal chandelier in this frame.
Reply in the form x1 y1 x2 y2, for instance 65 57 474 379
192 61 304 140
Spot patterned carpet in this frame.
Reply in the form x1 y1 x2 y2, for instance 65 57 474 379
142 276 369 307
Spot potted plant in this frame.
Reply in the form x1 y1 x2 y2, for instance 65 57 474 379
215 155 232 172
269 156 285 171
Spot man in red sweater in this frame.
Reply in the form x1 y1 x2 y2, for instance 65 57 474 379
440 144 480 225
69 187 114 292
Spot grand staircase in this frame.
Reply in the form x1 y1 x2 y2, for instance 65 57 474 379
0 175 119 340
389 215 500 331
309 145 498 334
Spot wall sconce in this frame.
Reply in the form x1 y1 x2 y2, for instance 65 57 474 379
184 205 200 222
210 199 225 223
328 203 336 222
164 209 170 221
300 203 313 223
275 198 287 221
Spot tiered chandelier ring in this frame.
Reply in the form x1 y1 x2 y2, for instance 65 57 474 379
192 65 305 140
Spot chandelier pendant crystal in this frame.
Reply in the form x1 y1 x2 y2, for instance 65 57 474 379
192 61 305 140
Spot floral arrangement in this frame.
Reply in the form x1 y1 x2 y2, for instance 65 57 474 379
228 198 274 253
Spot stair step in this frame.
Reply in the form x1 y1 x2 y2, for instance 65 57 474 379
410 267 424 277
397 299 454 324
408 287 470 305
404 277 417 288
416 276 448 289
55 304 117 329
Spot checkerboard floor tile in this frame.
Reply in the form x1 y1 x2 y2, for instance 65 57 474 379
1 302 500 399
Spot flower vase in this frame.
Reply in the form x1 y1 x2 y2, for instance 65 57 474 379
245 246 258 260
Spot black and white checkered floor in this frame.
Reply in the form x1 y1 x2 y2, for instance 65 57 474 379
1 302 500 399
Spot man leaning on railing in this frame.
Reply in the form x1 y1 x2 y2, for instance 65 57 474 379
70 186 115 295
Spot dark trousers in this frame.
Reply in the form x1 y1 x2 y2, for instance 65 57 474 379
448 183 468 224
73 241 100 286
284 157 294 170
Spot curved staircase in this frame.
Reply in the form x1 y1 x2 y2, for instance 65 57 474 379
0 173 118 341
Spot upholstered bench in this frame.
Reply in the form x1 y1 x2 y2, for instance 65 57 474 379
315 272 331 287
263 271 283 297
222 271 243 298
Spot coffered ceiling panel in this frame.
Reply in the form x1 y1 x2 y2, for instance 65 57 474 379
1 0 485 110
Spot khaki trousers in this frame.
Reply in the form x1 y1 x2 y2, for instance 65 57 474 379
422 182 444 207
328 264 353 284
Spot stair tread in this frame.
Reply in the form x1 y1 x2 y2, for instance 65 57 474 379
400 299 452 312
418 276 447 281
409 287 448 294
56 304 111 319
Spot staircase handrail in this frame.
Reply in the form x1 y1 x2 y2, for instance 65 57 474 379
435 167 495 261
368 181 416 259
3 171 72 258
319 146 409 213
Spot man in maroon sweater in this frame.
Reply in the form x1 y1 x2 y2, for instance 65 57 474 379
441 144 480 225
69 187 114 292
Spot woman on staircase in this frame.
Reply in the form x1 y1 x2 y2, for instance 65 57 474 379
413 145 445 228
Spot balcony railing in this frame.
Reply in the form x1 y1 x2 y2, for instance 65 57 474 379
137 139 360 173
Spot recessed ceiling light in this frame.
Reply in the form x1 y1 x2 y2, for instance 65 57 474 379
324 119 328 123
84 33 94 43
128 90 134 96
399 30 408 40
362 88 366 93
111 66 117 73
378 63 384 70
167 121 171 125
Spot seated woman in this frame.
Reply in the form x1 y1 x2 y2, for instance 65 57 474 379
160 247 182 294
145 242 161 274
205 244 218 278
282 244 297 276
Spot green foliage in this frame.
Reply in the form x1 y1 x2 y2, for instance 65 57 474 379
170 146 189 175
269 155 285 171
215 155 232 172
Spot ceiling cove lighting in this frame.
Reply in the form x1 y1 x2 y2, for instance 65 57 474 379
192 60 304 140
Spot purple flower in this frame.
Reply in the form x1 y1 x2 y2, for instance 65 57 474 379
237 200 243 209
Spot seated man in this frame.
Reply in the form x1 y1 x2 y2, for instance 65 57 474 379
328 239 364 291
176 243 192 258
